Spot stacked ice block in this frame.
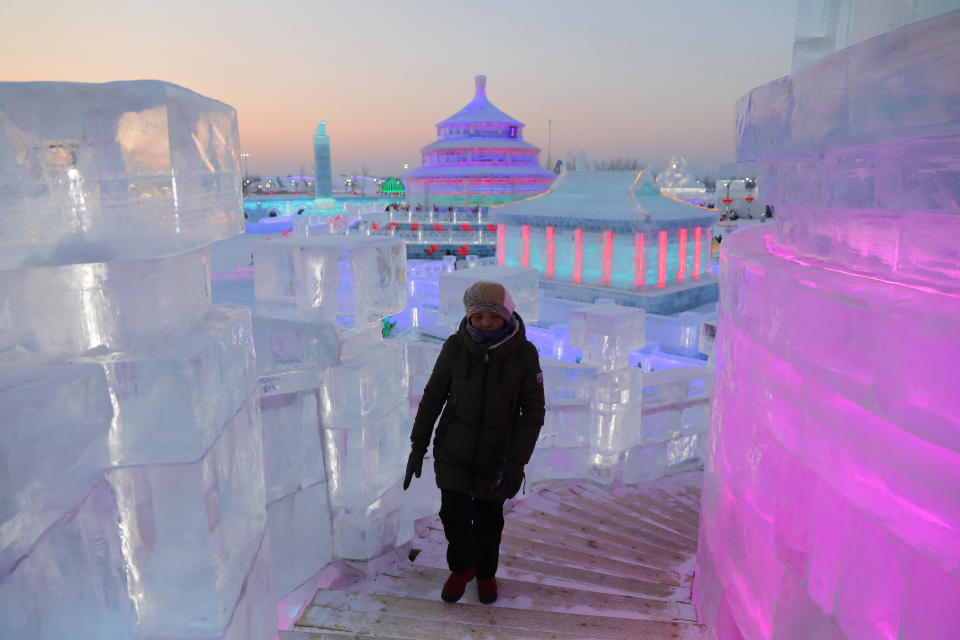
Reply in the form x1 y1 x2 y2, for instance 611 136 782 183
696 12 960 640
526 302 713 486
0 81 275 640
253 235 411 565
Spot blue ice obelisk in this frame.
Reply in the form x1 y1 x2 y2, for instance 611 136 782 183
312 120 336 210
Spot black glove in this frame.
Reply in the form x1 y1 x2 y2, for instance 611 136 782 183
403 450 424 490
491 459 525 499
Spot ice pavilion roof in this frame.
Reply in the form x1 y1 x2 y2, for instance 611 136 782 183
488 170 718 233
404 162 556 180
438 76 523 126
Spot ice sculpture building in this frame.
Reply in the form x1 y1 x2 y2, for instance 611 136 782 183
489 170 719 314
695 10 960 640
404 75 556 208
0 81 276 639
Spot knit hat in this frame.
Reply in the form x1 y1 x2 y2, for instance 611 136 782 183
462 281 515 322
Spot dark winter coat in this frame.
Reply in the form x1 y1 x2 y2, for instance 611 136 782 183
410 312 545 500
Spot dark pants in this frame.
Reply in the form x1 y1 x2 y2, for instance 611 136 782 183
439 489 505 580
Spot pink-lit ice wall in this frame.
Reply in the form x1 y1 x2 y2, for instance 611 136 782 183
694 11 960 640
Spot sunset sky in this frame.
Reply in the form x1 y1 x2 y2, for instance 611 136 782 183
1 0 797 181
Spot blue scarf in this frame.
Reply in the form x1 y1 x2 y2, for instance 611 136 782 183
466 316 517 348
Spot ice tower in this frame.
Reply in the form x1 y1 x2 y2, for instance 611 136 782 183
0 81 275 639
404 75 556 208
311 120 336 210
695 11 960 639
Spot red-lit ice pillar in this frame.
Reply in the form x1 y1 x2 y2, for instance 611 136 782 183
695 13 960 640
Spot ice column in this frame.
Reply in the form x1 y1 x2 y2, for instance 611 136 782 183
696 12 960 640
253 234 410 564
0 81 275 640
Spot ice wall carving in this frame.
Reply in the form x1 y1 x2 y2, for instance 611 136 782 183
697 12 960 640
0 81 273 640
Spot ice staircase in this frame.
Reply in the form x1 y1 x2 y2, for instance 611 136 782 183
285 470 706 639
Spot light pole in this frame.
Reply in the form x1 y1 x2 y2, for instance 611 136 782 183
547 120 552 171
240 153 250 178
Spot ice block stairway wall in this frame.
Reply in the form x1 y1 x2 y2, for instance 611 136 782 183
530 303 713 486
0 81 276 640
695 11 960 640
252 234 415 602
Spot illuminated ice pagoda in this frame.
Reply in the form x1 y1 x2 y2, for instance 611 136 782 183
404 75 556 209
489 170 719 314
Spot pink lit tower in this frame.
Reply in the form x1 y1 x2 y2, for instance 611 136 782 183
695 9 960 640
404 75 556 209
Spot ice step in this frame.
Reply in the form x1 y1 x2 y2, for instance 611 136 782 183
292 470 706 639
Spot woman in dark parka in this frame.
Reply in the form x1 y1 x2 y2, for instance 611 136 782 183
403 280 545 604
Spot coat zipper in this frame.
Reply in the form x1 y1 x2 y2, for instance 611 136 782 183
468 348 490 476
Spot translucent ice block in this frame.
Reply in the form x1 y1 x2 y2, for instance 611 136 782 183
437 265 540 326
641 365 713 409
405 340 443 398
2 398 268 640
254 235 407 327
330 483 404 560
0 80 243 270
252 315 381 374
266 481 333 598
318 341 408 430
0 246 211 363
525 447 592 485
540 405 590 449
259 388 323 504
104 393 266 639
591 367 643 405
0 480 136 640
83 305 257 466
322 402 408 509
215 532 277 640
540 358 598 407
0 362 113 575
588 402 642 454
568 304 645 372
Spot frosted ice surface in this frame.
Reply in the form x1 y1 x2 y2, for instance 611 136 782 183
254 235 407 327
0 246 211 363
2 395 267 640
252 315 382 375
318 341 408 429
80 305 257 466
540 405 590 449
641 365 713 408
322 401 408 509
591 367 643 405
215 532 277 640
0 362 112 575
104 393 265 638
330 483 404 560
588 403 642 454
539 358 597 406
0 480 135 640
0 80 242 269
259 388 323 504
437 265 540 326
569 304 645 372
266 481 332 599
